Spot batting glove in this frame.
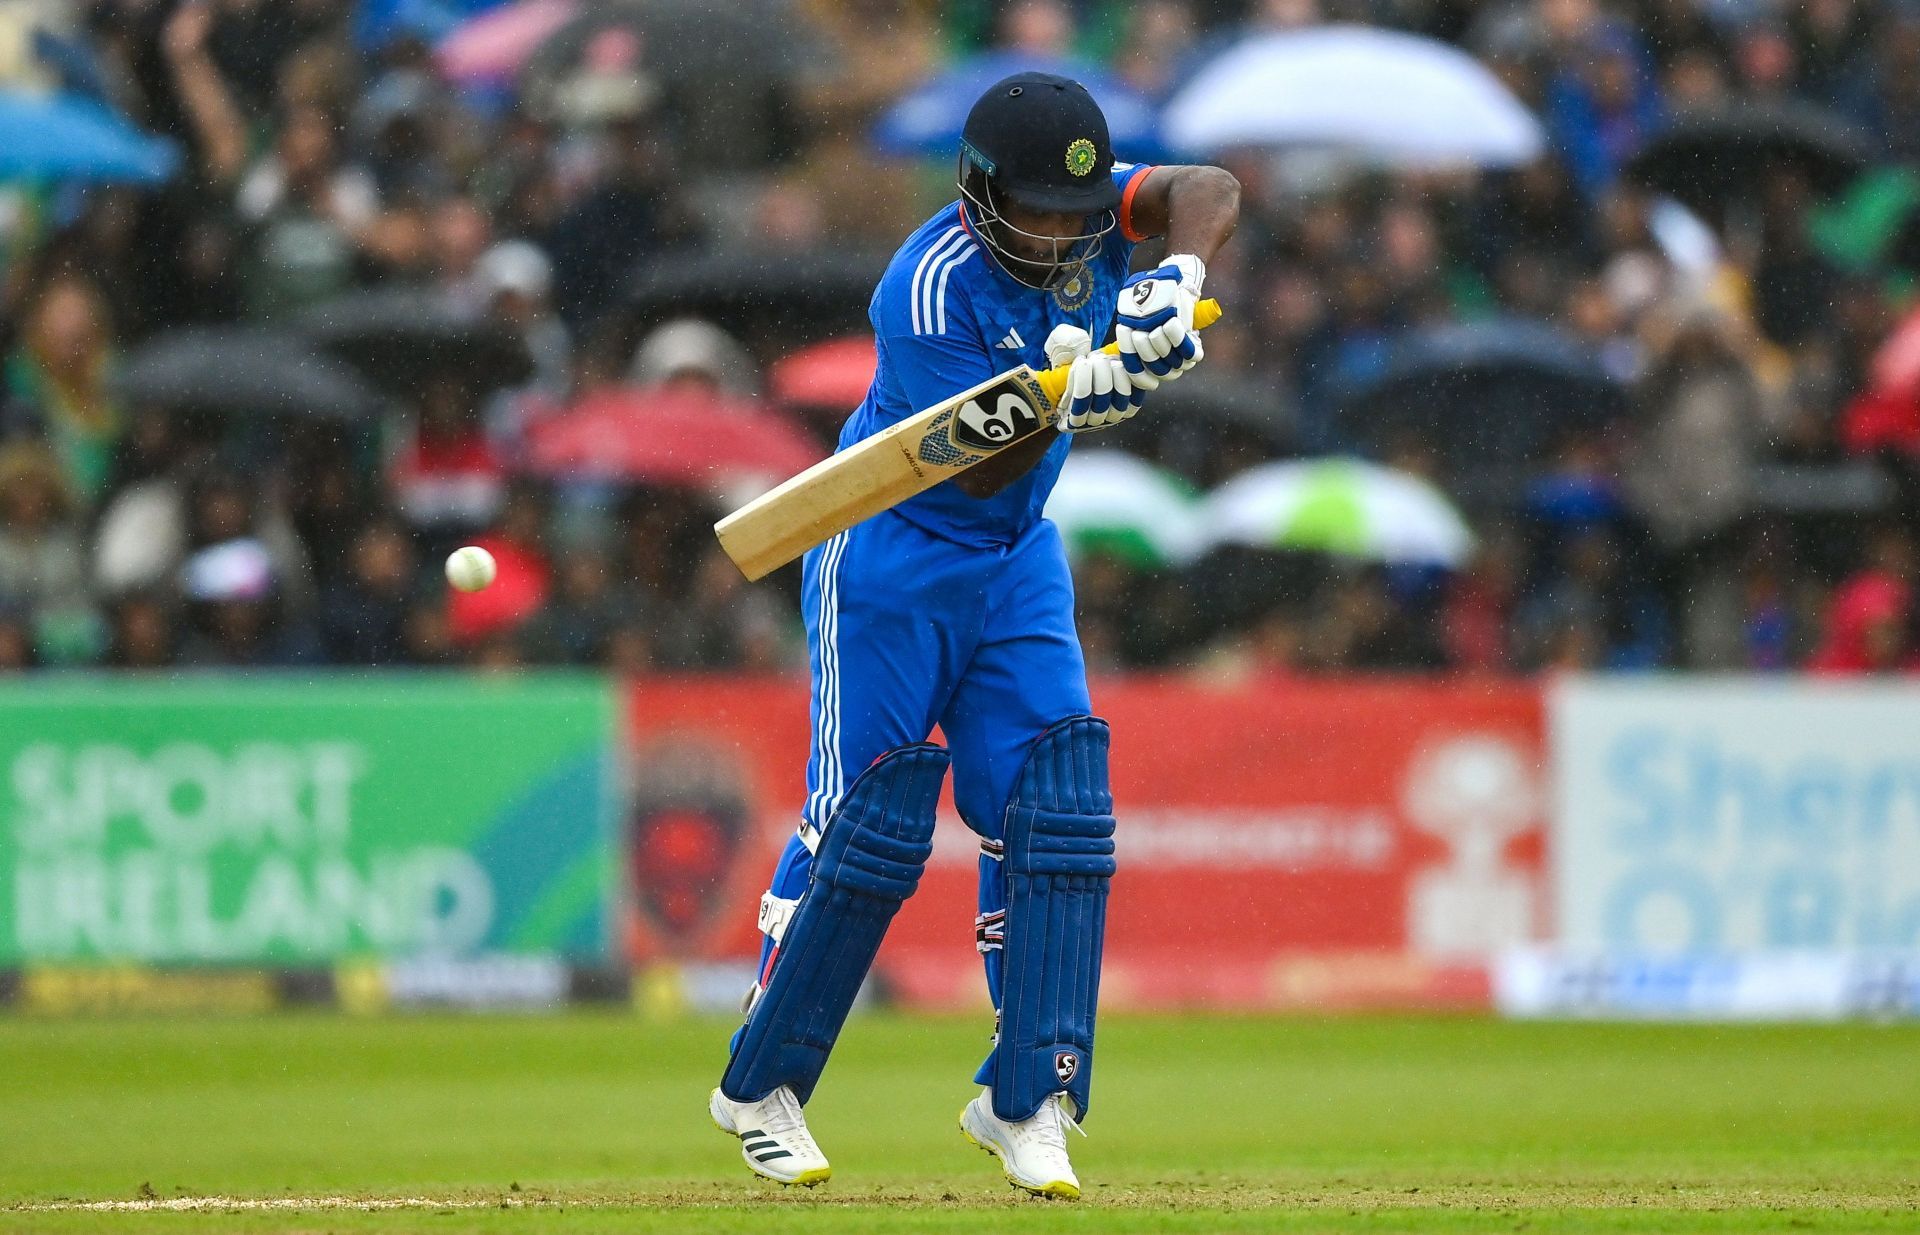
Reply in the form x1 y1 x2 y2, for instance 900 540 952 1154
1043 323 1093 368
1057 350 1148 435
1115 253 1205 383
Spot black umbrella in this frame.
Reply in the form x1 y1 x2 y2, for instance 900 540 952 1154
1138 372 1294 442
298 288 533 396
1107 371 1295 484
118 327 383 420
1335 318 1626 472
528 0 805 89
627 249 891 344
1626 102 1873 216
526 0 810 167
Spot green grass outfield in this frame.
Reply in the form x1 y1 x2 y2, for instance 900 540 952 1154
1 1012 1916 1233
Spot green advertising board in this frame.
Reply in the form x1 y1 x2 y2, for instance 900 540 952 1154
0 675 616 965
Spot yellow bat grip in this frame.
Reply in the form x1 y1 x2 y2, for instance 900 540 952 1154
1035 298 1223 406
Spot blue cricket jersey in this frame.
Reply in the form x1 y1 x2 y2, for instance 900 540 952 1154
839 162 1157 549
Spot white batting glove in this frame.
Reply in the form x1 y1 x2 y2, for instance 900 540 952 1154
1056 350 1148 435
1115 253 1205 383
1043 323 1092 368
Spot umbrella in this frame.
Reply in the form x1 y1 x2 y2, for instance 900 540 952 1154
1626 103 1872 216
1201 459 1474 567
528 0 802 86
1101 371 1295 486
436 0 580 85
299 288 533 396
523 385 822 488
874 52 1160 159
628 250 890 344
0 89 178 183
771 337 876 410
119 328 383 420
1131 372 1294 444
1162 28 1542 167
1043 449 1205 568
1335 318 1626 471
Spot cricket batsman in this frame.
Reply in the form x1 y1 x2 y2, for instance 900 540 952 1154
709 72 1239 1197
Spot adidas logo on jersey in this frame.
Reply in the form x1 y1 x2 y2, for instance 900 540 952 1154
995 328 1025 351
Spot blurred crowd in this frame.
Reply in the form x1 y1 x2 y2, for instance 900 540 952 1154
5 0 1920 676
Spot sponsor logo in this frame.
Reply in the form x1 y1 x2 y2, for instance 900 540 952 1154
1055 1051 1078 1084
1065 138 1097 177
1130 279 1159 309
996 328 1025 351
952 385 1042 451
625 741 754 959
1403 734 1540 959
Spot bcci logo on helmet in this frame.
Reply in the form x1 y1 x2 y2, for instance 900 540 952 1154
1053 266 1093 311
1065 137 1097 177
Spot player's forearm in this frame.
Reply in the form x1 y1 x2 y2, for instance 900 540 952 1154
953 428 1059 498
1150 166 1241 264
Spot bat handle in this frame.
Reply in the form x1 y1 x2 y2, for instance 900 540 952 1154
1035 298 1223 407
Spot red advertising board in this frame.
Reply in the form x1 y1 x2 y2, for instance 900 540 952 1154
623 676 1546 1011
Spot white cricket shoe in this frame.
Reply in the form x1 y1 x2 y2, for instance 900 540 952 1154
959 1088 1083 1199
709 1085 831 1186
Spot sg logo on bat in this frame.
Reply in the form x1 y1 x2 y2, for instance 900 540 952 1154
950 373 1048 452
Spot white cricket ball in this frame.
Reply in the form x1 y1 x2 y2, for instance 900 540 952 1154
445 545 497 592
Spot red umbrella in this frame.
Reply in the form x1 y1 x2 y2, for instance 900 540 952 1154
524 385 823 486
771 336 876 410
1844 305 1920 455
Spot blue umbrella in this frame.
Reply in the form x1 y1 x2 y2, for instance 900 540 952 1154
874 52 1161 161
0 90 178 184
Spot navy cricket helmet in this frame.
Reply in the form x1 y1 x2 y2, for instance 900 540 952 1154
958 72 1120 289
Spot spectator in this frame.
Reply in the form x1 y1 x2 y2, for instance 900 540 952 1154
546 109 683 334
104 592 177 669
650 547 797 671
468 240 571 405
390 376 509 543
0 443 100 663
522 547 626 665
319 519 419 665
1544 25 1662 198
176 538 322 667
1514 527 1668 670
166 0 383 319
2 274 123 502
1811 525 1919 675
627 319 759 397
446 482 552 646
1625 302 1780 553
0 610 34 671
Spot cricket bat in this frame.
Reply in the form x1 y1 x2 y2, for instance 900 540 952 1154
716 298 1223 580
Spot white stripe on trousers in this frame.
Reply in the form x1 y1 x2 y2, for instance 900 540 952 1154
804 531 849 846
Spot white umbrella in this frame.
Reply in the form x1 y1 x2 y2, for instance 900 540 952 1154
1202 459 1474 566
1044 449 1206 568
1163 26 1544 168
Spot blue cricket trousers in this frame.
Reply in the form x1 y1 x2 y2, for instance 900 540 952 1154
753 507 1091 1011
